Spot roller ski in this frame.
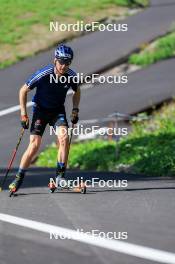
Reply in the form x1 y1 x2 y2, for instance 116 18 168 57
48 175 86 194
9 174 24 197
49 130 86 194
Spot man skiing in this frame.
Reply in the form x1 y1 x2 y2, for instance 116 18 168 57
9 44 80 193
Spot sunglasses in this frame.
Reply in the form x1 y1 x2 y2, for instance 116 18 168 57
57 59 72 66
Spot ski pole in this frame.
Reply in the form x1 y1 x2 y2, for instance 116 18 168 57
65 123 74 168
69 123 74 146
0 128 25 191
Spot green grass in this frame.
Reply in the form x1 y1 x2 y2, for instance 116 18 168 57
129 32 175 66
36 140 116 171
36 101 175 176
0 0 149 69
115 103 175 176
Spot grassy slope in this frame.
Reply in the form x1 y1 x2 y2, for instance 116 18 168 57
0 0 149 69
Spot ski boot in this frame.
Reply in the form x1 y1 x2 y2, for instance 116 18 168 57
9 174 24 197
48 175 70 193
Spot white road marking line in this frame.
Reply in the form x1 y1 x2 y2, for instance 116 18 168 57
0 91 74 117
0 102 33 117
0 213 175 264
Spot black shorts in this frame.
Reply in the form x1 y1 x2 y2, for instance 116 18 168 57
30 105 68 136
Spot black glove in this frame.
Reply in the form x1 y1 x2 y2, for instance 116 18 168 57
71 108 79 124
21 115 29 129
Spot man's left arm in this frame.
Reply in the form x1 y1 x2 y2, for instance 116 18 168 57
72 86 80 109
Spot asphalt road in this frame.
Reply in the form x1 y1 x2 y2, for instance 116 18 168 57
0 170 175 264
1 1 175 264
151 0 175 6
66 58 175 118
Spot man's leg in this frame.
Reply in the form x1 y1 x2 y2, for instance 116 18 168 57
20 135 42 169
57 126 69 164
56 126 69 176
18 106 46 174
9 135 42 192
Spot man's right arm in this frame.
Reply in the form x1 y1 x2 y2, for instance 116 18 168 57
19 84 31 129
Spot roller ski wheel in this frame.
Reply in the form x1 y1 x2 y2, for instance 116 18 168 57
9 188 16 197
48 182 56 193
80 184 86 194
73 182 86 194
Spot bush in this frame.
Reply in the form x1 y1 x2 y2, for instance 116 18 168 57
36 140 116 171
129 33 175 66
36 102 175 176
69 140 116 171
116 104 175 176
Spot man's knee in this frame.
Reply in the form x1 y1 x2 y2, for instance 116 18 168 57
28 135 41 155
58 127 69 146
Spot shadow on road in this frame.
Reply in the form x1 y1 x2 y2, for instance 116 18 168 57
89 186 175 193
0 167 173 191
